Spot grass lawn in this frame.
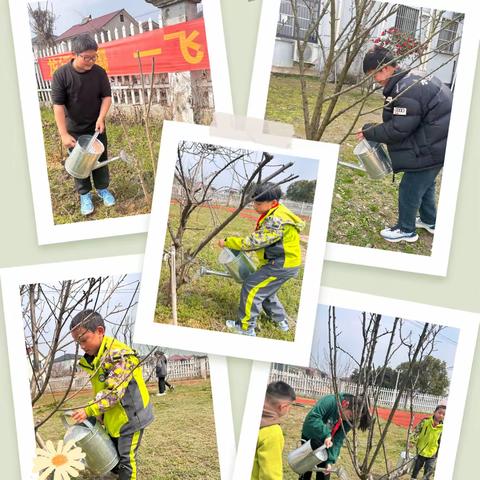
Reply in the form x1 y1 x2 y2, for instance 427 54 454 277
279 402 413 479
266 73 438 255
34 379 220 479
155 204 309 340
41 107 159 224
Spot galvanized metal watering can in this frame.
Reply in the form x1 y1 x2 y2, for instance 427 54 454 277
63 415 119 475
338 139 392 180
288 440 349 479
287 439 328 474
199 248 257 284
65 134 131 179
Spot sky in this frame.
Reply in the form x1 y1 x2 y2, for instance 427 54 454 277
310 305 459 378
179 145 320 195
21 273 194 359
31 0 172 36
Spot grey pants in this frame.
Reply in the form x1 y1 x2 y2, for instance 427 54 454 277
110 429 144 480
238 263 299 330
411 455 436 480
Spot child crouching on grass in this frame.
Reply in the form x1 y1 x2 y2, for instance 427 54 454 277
70 309 154 480
251 381 296 480
218 183 305 337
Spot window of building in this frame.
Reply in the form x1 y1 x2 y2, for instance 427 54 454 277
394 5 419 37
436 18 458 54
277 0 321 43
120 14 125 23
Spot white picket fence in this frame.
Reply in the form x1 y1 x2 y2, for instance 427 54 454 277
47 356 209 392
171 184 313 219
33 15 213 110
270 367 447 413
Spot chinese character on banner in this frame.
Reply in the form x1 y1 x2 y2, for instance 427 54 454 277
164 30 205 65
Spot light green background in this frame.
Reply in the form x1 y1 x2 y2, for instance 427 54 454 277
0 0 479 477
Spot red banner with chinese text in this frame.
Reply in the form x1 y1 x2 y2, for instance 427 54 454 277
38 18 210 81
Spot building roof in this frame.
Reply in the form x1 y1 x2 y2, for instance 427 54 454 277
168 354 193 362
53 353 78 363
57 9 125 42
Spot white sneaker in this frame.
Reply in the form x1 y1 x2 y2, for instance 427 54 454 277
380 226 418 243
415 216 435 234
225 320 256 336
276 320 289 332
156 392 166 396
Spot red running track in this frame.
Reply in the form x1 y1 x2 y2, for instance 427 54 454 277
295 397 430 428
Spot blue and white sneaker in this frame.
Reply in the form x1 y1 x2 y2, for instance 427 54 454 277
415 217 435 234
97 188 116 207
80 193 94 216
225 320 256 336
380 226 418 243
276 320 290 332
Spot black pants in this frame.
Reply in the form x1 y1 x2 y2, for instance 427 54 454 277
71 130 110 195
298 461 329 480
398 166 442 232
411 455 436 479
110 430 144 480
157 376 172 393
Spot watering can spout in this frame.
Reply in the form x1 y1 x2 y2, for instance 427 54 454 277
91 150 131 171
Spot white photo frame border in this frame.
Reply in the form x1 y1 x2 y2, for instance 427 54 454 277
133 121 339 365
8 0 233 245
247 0 480 276
0 254 236 480
232 287 479 480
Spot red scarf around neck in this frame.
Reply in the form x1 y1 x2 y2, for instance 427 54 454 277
255 201 279 230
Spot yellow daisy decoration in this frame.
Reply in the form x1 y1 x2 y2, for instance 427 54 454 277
33 439 86 480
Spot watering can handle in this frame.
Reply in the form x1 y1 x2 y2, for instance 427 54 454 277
81 418 96 431
62 412 96 431
85 130 101 153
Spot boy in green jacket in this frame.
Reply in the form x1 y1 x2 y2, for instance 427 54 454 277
299 393 371 479
251 381 296 480
70 309 154 480
410 405 445 480
218 182 305 336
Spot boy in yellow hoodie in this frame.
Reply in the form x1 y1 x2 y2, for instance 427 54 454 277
70 309 154 480
251 381 296 480
410 405 445 480
218 182 305 336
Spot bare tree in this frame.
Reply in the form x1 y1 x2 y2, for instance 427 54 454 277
286 0 463 142
165 142 298 292
28 1 57 48
327 306 444 479
22 275 143 437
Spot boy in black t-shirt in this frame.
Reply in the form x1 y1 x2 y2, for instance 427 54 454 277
52 34 115 216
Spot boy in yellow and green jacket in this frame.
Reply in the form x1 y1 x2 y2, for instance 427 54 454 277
218 182 305 336
70 309 154 480
251 381 296 480
410 405 445 480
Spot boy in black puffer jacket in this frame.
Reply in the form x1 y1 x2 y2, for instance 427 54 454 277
358 46 452 243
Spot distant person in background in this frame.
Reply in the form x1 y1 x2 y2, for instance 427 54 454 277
358 46 452 243
410 405 445 480
299 393 371 479
155 350 174 396
52 33 115 216
251 381 296 480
